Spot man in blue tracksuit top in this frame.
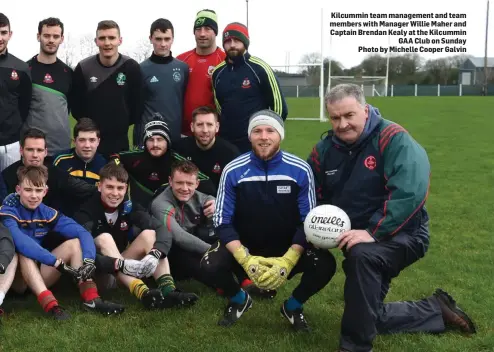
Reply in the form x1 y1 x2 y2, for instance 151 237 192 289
53 117 107 185
201 110 336 331
0 164 123 319
212 22 288 153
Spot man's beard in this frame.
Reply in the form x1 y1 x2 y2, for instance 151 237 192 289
226 47 245 60
41 44 58 56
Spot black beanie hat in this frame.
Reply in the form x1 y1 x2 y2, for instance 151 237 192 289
142 114 172 147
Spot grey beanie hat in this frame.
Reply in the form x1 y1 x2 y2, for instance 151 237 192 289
247 109 285 140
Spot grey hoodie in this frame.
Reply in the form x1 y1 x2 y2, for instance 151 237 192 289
149 186 214 254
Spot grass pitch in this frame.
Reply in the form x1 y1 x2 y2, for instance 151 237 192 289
1 97 493 352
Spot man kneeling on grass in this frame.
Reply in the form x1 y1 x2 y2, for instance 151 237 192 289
73 162 198 309
0 165 124 320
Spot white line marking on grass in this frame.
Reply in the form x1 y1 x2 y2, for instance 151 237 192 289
287 117 327 121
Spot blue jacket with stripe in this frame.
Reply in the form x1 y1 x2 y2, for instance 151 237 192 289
213 150 316 256
53 148 107 185
0 202 96 266
212 52 288 150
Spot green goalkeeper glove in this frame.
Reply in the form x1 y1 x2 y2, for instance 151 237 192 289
232 245 269 283
256 247 302 290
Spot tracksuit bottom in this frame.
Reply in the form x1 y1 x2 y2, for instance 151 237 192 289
167 246 217 289
200 240 336 304
0 223 15 271
339 221 445 352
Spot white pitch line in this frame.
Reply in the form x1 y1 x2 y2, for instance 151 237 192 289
287 117 327 121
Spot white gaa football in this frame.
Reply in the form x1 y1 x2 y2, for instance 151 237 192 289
304 204 351 249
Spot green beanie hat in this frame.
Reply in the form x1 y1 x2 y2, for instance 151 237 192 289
194 9 218 35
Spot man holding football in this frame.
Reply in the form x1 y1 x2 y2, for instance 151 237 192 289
307 83 476 352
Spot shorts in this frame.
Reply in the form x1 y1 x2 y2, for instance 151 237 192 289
94 225 140 254
40 232 67 252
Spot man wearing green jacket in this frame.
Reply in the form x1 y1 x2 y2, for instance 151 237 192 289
307 84 476 352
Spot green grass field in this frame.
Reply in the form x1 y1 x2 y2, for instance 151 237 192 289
2 97 493 352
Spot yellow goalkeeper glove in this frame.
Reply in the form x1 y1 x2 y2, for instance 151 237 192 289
232 245 269 282
256 247 302 290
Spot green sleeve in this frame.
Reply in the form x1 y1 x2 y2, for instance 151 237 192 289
366 128 430 240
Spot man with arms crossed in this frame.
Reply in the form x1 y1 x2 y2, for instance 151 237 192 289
54 118 107 185
0 165 124 319
177 9 225 137
74 162 199 309
72 20 142 156
24 17 73 157
201 110 336 330
0 13 32 171
135 18 188 146
307 84 476 352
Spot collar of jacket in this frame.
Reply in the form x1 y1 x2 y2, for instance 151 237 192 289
96 53 122 68
0 49 8 60
72 147 96 164
250 148 283 170
150 52 174 64
226 51 250 67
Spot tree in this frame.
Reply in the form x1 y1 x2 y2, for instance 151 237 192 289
79 33 98 60
128 38 152 63
359 54 385 76
299 52 322 85
58 33 78 68
299 52 343 87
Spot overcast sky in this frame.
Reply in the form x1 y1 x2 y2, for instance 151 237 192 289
1 0 491 70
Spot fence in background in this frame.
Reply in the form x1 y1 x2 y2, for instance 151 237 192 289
281 84 494 98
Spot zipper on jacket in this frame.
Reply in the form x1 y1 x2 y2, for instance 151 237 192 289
264 160 269 194
180 203 185 225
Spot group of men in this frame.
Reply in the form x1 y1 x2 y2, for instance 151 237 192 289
0 10 287 163
0 9 477 352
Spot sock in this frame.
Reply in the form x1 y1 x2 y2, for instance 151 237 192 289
79 280 100 302
37 290 58 312
285 296 302 311
230 289 246 304
156 274 176 296
129 279 149 300
0 291 5 306
240 279 253 288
